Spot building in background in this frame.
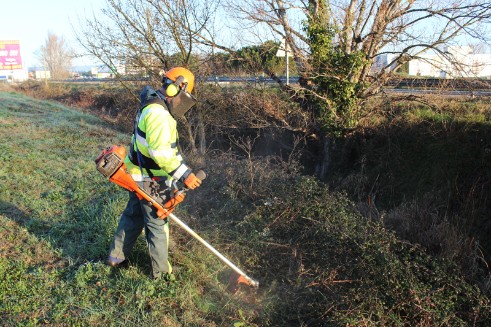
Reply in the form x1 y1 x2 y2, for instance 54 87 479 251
408 46 491 78
28 68 51 80
374 46 491 79
371 53 399 74
90 64 126 79
0 40 28 82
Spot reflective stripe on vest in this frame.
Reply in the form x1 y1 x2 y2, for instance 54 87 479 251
130 103 188 178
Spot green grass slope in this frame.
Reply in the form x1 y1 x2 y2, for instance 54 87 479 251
0 91 244 325
1 91 490 326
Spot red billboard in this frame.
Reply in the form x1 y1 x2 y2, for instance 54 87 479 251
0 40 23 70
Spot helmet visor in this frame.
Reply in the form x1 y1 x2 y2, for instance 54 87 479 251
168 89 197 118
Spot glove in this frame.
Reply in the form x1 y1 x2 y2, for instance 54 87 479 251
184 173 202 190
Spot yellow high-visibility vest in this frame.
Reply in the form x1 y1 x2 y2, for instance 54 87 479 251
125 102 191 182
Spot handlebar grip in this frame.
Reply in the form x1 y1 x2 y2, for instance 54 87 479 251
196 170 206 181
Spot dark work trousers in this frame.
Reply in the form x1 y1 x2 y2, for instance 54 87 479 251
108 181 171 278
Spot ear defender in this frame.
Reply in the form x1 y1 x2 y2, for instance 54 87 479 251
165 75 187 97
165 84 180 97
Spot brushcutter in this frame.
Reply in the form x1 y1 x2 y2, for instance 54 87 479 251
95 145 259 292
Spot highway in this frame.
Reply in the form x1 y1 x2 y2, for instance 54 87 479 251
60 76 491 96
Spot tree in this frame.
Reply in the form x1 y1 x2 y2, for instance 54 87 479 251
76 0 219 83
39 32 73 79
191 0 491 178
233 41 290 76
76 0 220 153
198 0 491 130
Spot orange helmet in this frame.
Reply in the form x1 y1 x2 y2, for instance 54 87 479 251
163 67 195 96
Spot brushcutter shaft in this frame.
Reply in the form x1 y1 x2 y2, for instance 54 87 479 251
168 212 259 288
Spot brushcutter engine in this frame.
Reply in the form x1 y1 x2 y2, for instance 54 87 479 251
95 145 126 178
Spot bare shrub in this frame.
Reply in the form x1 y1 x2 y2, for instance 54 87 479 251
91 87 139 131
15 81 67 100
384 195 491 294
188 85 315 172
0 83 14 92
201 85 311 133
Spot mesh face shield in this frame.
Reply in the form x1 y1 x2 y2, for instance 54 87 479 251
167 88 197 119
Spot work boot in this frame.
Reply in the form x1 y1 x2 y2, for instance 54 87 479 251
106 256 128 268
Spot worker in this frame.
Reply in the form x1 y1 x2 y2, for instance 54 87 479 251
106 67 202 279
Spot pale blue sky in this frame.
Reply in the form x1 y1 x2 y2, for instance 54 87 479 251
0 0 104 67
1 0 489 69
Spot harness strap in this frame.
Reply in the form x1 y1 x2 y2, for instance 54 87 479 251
129 145 161 170
132 104 153 178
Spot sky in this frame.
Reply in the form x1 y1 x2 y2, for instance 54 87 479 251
0 0 104 68
1 0 489 71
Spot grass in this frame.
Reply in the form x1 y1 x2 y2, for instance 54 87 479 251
0 91 251 325
1 89 490 325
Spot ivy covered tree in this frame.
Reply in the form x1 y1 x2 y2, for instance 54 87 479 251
198 0 491 132
194 0 491 177
306 2 369 133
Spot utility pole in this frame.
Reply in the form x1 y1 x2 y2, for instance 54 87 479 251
43 57 48 87
276 38 292 85
285 44 289 85
276 6 293 85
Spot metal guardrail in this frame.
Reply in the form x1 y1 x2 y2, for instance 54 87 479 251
384 78 491 90
59 76 491 90
60 76 300 84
